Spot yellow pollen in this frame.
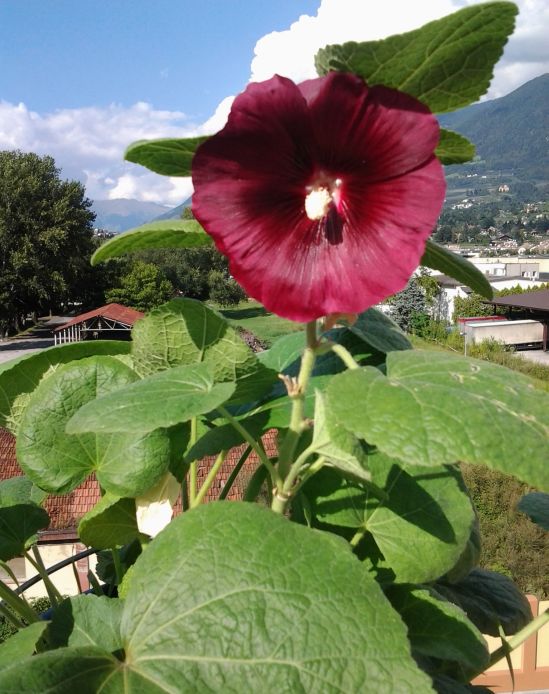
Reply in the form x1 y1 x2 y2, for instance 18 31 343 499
305 187 332 220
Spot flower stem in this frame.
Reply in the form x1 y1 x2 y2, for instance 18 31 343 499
218 445 251 500
329 342 360 370
192 450 228 507
217 406 278 485
188 417 198 506
0 579 39 624
26 547 63 607
276 321 318 490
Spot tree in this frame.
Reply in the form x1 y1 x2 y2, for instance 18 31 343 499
389 277 428 333
105 260 174 312
0 151 96 334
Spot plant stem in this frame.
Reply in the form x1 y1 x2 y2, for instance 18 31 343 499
217 406 278 484
112 549 124 585
487 608 549 670
188 417 198 505
276 321 318 485
192 450 228 507
87 570 103 597
329 342 360 370
218 445 252 500
0 580 39 624
26 547 63 607
350 529 366 548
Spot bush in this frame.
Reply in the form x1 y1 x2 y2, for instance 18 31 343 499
461 464 549 598
207 270 246 306
0 596 52 644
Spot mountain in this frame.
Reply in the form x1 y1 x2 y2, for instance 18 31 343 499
152 197 192 222
439 73 549 179
91 198 171 233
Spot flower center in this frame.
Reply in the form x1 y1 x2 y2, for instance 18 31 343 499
304 178 343 221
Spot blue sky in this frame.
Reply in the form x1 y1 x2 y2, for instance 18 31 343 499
0 0 318 120
0 0 547 206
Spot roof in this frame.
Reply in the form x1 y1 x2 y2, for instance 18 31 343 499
54 303 144 332
488 289 549 312
0 426 277 534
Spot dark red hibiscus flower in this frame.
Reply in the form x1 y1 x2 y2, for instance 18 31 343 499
192 72 445 322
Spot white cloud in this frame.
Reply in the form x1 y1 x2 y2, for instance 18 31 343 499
0 100 200 205
250 0 549 100
0 0 546 206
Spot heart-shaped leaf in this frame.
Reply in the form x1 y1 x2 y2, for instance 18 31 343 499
315 2 517 113
67 363 235 434
0 622 48 669
0 504 50 560
0 340 131 431
305 454 473 583
125 136 209 176
131 299 277 405
386 585 489 679
327 351 549 491
78 495 142 550
47 595 124 652
517 492 549 531
435 568 533 636
17 356 172 497
349 308 411 353
91 219 212 265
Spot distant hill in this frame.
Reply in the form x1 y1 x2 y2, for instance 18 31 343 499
92 198 171 233
439 73 549 180
152 197 192 222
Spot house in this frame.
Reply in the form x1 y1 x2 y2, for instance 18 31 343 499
54 303 144 345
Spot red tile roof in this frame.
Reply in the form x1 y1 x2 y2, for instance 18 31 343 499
54 303 144 331
0 427 277 532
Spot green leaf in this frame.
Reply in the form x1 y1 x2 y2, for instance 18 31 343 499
435 568 533 636
387 585 489 679
125 136 209 176
0 504 50 560
421 240 493 298
436 129 476 165
311 391 373 484
0 622 48 669
67 363 235 434
0 340 131 431
315 2 518 113
91 219 212 265
305 454 473 583
47 595 124 652
349 307 411 353
518 491 549 531
78 495 142 550
444 515 481 584
120 502 433 692
327 351 549 491
131 299 277 405
185 412 270 462
17 356 172 497
257 331 305 372
0 477 37 508
0 647 122 692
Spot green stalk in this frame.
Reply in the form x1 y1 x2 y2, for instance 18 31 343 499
0 580 39 624
27 547 63 607
487 608 549 670
188 417 198 505
276 321 318 486
192 450 228 507
217 406 278 485
87 570 103 597
218 445 252 500
329 342 360 370
112 549 124 585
